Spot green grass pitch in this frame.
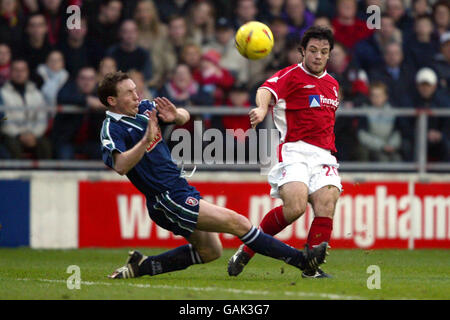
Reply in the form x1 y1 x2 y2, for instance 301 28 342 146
0 248 448 300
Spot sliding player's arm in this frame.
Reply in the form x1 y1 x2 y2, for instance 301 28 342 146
113 110 159 176
155 97 190 126
249 88 272 129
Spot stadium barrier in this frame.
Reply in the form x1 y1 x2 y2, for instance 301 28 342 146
0 171 448 249
0 105 450 172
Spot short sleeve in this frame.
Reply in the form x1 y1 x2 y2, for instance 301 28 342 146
259 66 295 103
100 119 127 169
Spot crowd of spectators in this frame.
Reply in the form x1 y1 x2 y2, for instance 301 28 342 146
0 0 448 163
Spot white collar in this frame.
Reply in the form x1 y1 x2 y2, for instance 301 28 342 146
106 110 137 121
299 63 328 79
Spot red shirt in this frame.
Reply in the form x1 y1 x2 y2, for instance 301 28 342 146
260 63 340 153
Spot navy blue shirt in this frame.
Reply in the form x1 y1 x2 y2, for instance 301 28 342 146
100 100 187 196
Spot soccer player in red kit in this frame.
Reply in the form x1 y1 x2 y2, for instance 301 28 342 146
228 26 341 278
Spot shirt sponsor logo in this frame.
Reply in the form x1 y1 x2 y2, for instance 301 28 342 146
309 95 321 107
146 131 162 153
143 109 162 152
320 95 339 109
309 95 339 109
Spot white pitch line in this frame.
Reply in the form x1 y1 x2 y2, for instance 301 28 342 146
14 278 365 300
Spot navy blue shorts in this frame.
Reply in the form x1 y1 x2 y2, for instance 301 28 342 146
146 184 201 238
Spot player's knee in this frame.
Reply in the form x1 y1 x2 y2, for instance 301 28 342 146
198 244 223 263
284 201 307 222
197 235 223 263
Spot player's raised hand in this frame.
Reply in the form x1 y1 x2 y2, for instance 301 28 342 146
154 97 177 123
249 107 267 129
143 109 159 144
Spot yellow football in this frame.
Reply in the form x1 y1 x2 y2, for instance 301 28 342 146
235 21 274 60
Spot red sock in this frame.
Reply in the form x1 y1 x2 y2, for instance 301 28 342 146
243 206 289 257
306 217 333 247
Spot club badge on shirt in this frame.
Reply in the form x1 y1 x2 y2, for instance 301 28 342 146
185 196 199 206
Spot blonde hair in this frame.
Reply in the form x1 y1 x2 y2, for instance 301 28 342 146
370 81 388 94
134 0 163 36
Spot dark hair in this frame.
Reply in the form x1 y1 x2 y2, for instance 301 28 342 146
97 71 130 107
415 14 434 23
0 42 11 49
26 12 46 26
101 0 121 6
433 0 450 12
381 13 394 20
333 41 347 53
167 14 185 25
299 26 334 53
11 58 28 67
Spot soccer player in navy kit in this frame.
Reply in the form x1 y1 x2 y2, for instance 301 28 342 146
97 72 328 279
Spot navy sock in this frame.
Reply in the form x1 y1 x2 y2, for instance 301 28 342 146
240 226 305 268
139 244 203 276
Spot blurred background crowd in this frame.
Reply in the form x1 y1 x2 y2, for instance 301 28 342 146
0 0 448 163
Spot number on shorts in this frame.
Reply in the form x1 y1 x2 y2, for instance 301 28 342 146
323 165 338 176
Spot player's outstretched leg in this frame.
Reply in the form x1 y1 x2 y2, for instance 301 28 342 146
197 200 328 274
108 244 206 279
228 205 290 276
228 205 292 276
109 250 147 279
228 182 308 276
228 243 332 278
229 226 329 273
